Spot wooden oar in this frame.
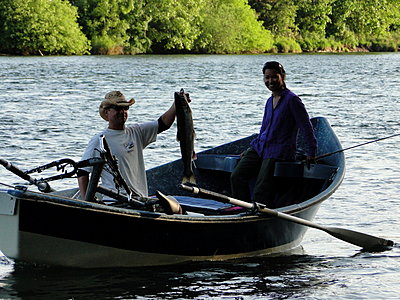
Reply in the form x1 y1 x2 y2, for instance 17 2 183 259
180 184 394 251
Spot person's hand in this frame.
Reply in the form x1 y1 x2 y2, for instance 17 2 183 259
185 92 191 103
178 89 191 103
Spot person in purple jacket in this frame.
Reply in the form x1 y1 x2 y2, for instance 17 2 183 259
230 61 317 208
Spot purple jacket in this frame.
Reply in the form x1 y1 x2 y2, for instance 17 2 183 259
250 89 317 160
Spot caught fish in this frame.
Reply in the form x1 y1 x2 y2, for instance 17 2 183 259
175 89 196 184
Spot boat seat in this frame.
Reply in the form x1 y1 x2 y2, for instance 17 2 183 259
195 154 338 180
274 162 338 180
269 162 338 208
195 154 240 172
174 195 234 215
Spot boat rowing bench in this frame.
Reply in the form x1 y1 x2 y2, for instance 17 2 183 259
195 154 338 180
195 154 240 173
274 161 338 180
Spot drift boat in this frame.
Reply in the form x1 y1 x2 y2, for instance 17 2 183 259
0 117 345 268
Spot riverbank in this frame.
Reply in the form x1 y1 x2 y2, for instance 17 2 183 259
1 47 399 56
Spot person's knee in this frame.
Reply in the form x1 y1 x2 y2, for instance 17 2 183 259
230 169 243 185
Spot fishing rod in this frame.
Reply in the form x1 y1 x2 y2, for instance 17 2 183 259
99 135 135 201
0 158 54 192
0 156 103 193
316 133 400 161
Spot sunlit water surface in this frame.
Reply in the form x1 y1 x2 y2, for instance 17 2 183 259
0 54 399 299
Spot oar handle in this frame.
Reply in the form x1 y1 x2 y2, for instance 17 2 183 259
181 184 232 204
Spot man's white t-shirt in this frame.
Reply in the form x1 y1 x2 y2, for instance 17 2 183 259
80 121 158 199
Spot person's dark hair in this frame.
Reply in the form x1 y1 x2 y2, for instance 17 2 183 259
262 61 285 75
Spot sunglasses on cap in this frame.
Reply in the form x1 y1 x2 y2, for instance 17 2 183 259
107 105 129 111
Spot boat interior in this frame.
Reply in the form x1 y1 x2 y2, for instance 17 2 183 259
145 117 344 215
49 153 339 217
159 154 339 215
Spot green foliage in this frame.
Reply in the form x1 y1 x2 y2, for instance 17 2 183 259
346 0 394 36
296 0 333 39
0 0 399 55
272 37 302 53
72 0 135 54
0 0 90 55
325 0 400 51
358 32 400 52
145 0 205 53
196 0 273 54
248 0 298 37
72 0 152 54
249 0 400 53
298 32 330 52
124 0 152 54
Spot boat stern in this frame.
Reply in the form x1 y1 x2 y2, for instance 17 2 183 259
0 190 20 260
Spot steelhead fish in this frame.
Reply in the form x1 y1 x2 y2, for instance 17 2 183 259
175 89 196 184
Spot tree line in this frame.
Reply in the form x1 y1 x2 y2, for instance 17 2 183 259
0 0 399 55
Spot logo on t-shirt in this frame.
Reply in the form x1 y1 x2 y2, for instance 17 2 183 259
125 142 135 152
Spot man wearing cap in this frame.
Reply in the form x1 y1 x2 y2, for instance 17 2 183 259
230 61 317 208
77 91 177 204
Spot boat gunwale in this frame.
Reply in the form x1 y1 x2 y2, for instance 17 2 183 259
6 189 272 223
4 165 343 223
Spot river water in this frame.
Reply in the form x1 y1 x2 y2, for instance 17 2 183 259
0 53 399 299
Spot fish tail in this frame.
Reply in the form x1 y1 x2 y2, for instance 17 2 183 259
181 174 197 185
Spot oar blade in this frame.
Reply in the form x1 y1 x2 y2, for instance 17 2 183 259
180 184 395 251
325 226 394 251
